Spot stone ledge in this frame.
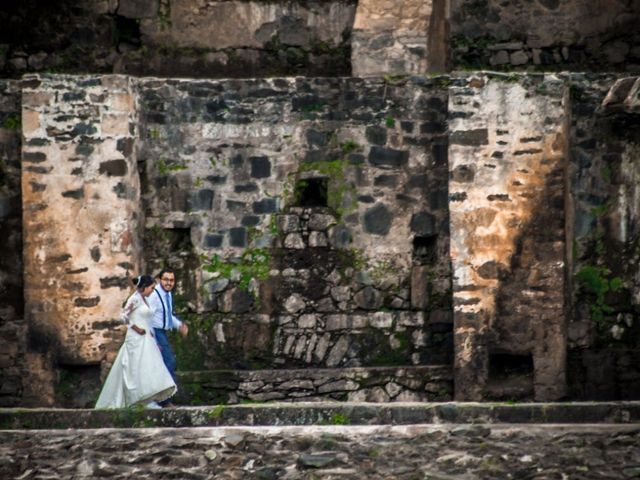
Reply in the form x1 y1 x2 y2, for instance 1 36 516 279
1 401 640 430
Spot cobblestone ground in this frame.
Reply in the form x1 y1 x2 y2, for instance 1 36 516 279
1 424 639 479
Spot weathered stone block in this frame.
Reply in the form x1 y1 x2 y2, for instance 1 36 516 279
252 198 278 214
354 286 383 310
250 156 271 178
229 227 247 247
281 232 304 249
410 212 436 236
363 203 392 235
368 146 409 167
369 312 393 329
298 314 317 329
189 189 214 211
99 159 128 176
326 314 349 331
204 234 223 248
365 125 387 145
284 294 306 314
325 335 349 367
308 231 328 247
450 129 489 146
276 214 300 233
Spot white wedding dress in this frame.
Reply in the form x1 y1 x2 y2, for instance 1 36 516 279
95 291 177 409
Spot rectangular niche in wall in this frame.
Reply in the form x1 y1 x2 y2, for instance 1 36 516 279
486 351 534 400
413 235 437 265
295 177 328 207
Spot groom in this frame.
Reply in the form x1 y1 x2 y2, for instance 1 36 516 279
148 267 189 407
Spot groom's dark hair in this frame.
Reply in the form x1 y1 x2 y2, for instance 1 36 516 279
157 267 176 279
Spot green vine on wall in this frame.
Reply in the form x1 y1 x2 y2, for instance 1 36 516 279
203 247 271 290
575 265 623 324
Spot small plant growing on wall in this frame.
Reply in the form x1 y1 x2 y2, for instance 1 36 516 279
203 248 271 291
575 265 624 328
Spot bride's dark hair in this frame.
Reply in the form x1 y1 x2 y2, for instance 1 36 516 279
132 275 154 290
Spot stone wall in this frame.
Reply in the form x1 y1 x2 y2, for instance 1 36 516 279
4 72 640 406
0 0 356 79
566 74 640 399
450 0 640 72
352 0 448 76
21 74 142 371
137 75 453 371
0 79 26 406
449 73 569 401
176 366 453 404
0 80 22 323
2 1 638 79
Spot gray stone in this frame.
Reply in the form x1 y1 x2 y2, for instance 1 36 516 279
293 335 307 359
250 156 271 178
450 129 488 146
410 212 436 236
220 288 253 313
308 213 336 231
385 382 402 398
189 189 214 211
229 227 247 247
365 125 387 145
326 314 349 331
330 286 350 303
510 51 529 66
363 203 392 235
366 386 390 402
9 57 27 71
298 314 316 329
354 286 383 310
369 312 393 329
328 224 351 248
368 146 409 168
209 278 229 293
313 333 331 362
317 379 359 394
316 298 336 312
276 214 300 233
298 454 336 469
411 266 430 310
326 335 349 367
204 234 223 248
252 198 278 214
308 231 327 247
398 311 424 327
27 52 48 70
450 425 491 438
284 233 305 249
117 0 158 18
284 294 306 314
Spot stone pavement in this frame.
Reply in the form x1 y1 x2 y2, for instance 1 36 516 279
1 424 639 479
1 403 640 479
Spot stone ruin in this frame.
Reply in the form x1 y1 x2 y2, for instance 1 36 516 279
0 0 639 408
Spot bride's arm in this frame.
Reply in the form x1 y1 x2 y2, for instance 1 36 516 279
121 293 146 335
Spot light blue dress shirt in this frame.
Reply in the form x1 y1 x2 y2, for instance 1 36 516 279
148 284 183 330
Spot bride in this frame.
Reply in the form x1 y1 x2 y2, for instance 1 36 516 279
95 275 177 409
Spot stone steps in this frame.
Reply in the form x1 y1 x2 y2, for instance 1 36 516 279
2 401 640 430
